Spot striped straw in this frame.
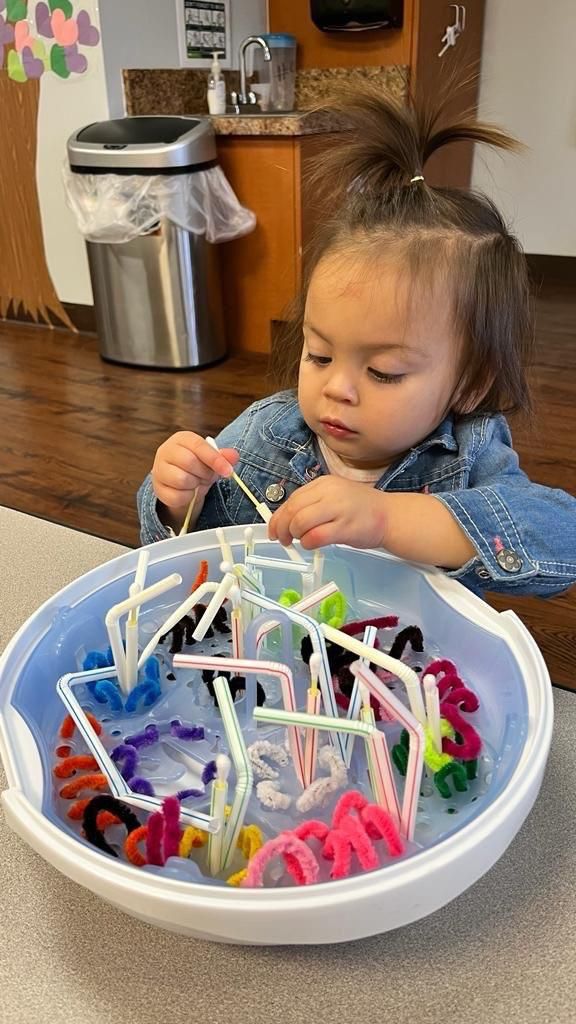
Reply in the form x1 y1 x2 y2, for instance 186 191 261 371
173 652 305 781
304 653 321 787
321 622 426 727
351 661 424 840
212 675 254 870
56 669 217 832
345 624 378 766
207 753 231 875
241 590 346 762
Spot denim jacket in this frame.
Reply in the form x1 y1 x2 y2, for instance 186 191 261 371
138 390 576 598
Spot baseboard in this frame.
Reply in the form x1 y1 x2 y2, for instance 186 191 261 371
526 254 576 288
2 302 96 334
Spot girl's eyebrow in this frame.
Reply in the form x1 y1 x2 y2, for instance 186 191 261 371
304 322 428 358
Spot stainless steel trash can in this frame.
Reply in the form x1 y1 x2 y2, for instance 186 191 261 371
67 116 227 370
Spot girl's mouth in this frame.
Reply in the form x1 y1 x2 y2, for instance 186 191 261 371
320 419 357 438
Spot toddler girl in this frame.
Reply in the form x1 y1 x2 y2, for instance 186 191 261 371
139 90 576 597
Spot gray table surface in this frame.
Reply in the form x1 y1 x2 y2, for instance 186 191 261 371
0 507 574 1024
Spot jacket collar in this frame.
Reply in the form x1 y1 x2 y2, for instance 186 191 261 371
261 394 459 484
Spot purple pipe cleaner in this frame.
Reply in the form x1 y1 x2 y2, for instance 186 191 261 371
202 760 217 786
128 776 155 796
111 743 138 780
176 787 204 801
170 719 205 741
124 724 159 749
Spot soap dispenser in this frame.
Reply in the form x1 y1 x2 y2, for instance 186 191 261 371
207 50 226 115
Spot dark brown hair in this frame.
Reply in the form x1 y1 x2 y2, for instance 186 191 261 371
271 87 533 417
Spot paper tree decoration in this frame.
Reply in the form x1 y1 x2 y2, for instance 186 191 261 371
1 1 100 82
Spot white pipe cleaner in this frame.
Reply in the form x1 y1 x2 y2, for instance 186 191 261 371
295 745 348 813
247 740 290 780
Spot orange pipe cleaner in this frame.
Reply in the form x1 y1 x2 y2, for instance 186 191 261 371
59 712 102 740
59 773 109 799
124 825 149 867
191 559 209 592
54 755 99 779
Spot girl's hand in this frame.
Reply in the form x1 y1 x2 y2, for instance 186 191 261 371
268 478 387 550
152 432 239 512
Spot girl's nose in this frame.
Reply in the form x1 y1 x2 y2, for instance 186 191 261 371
322 369 359 404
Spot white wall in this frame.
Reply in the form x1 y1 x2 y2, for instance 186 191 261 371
472 0 576 256
99 0 267 116
36 0 109 306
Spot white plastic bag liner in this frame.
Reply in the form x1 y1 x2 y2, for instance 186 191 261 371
63 164 256 244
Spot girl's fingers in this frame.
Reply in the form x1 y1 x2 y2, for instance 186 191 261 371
176 435 238 478
270 497 327 547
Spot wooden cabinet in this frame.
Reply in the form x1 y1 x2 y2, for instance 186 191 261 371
217 134 325 354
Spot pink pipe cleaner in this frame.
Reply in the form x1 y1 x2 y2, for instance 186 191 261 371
440 701 482 759
441 685 479 713
162 796 182 860
145 810 165 866
242 833 319 888
341 615 399 636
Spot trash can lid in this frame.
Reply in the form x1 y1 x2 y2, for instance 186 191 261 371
67 116 217 175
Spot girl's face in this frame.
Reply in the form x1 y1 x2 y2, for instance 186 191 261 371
298 253 463 469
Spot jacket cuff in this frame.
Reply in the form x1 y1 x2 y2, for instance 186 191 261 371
434 489 539 585
137 475 175 546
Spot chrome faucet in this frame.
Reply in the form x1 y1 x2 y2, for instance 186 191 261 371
238 35 271 106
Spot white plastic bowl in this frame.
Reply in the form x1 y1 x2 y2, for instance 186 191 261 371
0 526 553 944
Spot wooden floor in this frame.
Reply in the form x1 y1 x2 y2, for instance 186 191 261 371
0 275 575 687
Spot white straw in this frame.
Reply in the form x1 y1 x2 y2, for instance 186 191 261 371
345 625 378 766
321 622 427 727
424 673 442 752
216 527 234 568
192 572 235 642
137 580 221 668
124 582 140 692
207 753 231 875
244 526 254 560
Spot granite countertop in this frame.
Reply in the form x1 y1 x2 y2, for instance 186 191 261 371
123 65 408 137
1 505 576 1024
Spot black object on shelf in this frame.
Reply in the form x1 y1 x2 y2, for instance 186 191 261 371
310 0 403 32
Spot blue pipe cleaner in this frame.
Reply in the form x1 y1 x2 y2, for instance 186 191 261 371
93 680 124 712
144 657 160 681
125 678 161 713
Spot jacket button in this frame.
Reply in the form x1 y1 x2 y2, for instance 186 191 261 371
265 483 286 503
496 548 523 573
475 566 491 580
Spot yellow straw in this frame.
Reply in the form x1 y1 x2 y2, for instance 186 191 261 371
179 489 198 537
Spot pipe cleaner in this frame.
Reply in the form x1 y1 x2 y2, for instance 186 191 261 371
59 712 102 740
82 795 142 857
59 773 109 799
440 702 482 760
242 833 319 888
247 740 290 780
434 761 469 799
53 754 99 779
388 626 424 661
111 743 139 781
295 745 348 813
125 825 148 867
256 780 292 811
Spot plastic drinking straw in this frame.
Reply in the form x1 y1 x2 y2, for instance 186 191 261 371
124 582 140 692
208 753 231 875
304 653 321 787
350 661 424 840
253 582 339 650
229 584 243 658
246 554 311 575
56 668 217 831
345 625 378 766
106 572 182 695
179 490 198 537
212 675 254 870
192 571 236 642
173 652 305 782
216 527 234 568
137 580 223 668
206 436 305 563
423 673 442 752
321 622 427 727
244 526 254 561
313 550 324 590
241 590 346 762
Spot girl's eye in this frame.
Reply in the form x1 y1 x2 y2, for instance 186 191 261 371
369 369 405 384
305 353 331 366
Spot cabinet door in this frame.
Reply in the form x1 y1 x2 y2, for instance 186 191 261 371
411 0 486 188
217 137 299 354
